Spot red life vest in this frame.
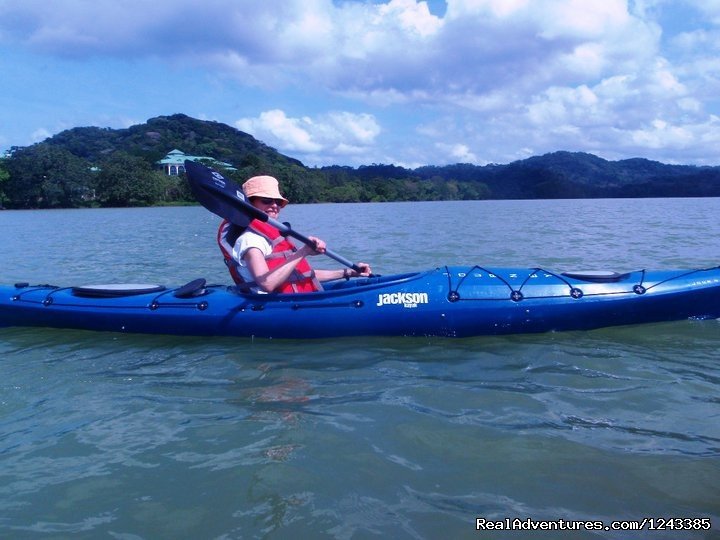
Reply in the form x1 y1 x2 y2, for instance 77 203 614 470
217 219 244 285
217 219 322 293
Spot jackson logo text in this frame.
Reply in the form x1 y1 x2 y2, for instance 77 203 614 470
376 292 429 308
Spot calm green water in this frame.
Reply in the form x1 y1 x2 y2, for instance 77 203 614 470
1 199 719 539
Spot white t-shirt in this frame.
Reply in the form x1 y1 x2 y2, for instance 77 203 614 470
232 231 272 291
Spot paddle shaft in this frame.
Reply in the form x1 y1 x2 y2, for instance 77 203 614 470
252 207 363 273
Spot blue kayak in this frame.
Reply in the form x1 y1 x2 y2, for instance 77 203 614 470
1 265 719 339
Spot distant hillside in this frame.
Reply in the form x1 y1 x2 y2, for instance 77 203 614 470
43 113 303 171
3 114 720 209
380 150 720 199
34 114 720 197
1 114 318 208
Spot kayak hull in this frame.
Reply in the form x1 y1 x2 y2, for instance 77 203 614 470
1 266 719 339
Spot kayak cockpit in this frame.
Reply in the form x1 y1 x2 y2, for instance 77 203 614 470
227 271 426 298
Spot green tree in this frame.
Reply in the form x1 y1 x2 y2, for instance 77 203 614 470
165 174 195 203
274 165 327 203
4 145 92 208
458 181 491 200
325 183 362 202
96 152 167 207
0 160 9 207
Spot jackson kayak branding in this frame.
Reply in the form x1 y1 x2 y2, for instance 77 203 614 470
376 291 429 308
211 171 226 187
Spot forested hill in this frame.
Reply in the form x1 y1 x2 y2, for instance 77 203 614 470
44 113 303 169
2 113 720 209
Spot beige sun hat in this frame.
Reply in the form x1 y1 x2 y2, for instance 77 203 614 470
242 175 289 207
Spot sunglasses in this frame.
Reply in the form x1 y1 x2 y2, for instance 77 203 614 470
254 197 285 206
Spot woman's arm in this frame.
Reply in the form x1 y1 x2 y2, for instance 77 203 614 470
243 247 308 292
243 236 329 292
244 234 372 291
314 263 373 282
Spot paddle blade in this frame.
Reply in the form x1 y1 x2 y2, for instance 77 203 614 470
184 160 267 227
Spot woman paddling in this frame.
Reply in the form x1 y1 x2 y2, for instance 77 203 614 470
224 175 372 293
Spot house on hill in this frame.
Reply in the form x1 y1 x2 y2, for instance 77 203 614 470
157 149 236 176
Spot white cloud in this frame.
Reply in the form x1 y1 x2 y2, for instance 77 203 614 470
630 119 693 149
236 110 322 153
616 114 720 164
0 0 662 100
536 0 632 39
30 128 51 143
435 142 479 163
377 0 442 37
235 109 381 165
685 0 720 23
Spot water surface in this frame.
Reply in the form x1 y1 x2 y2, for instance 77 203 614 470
1 199 719 539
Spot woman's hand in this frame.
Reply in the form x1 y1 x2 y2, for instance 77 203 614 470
299 236 327 257
349 262 372 277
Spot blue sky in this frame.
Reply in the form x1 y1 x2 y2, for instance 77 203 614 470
1 0 720 167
